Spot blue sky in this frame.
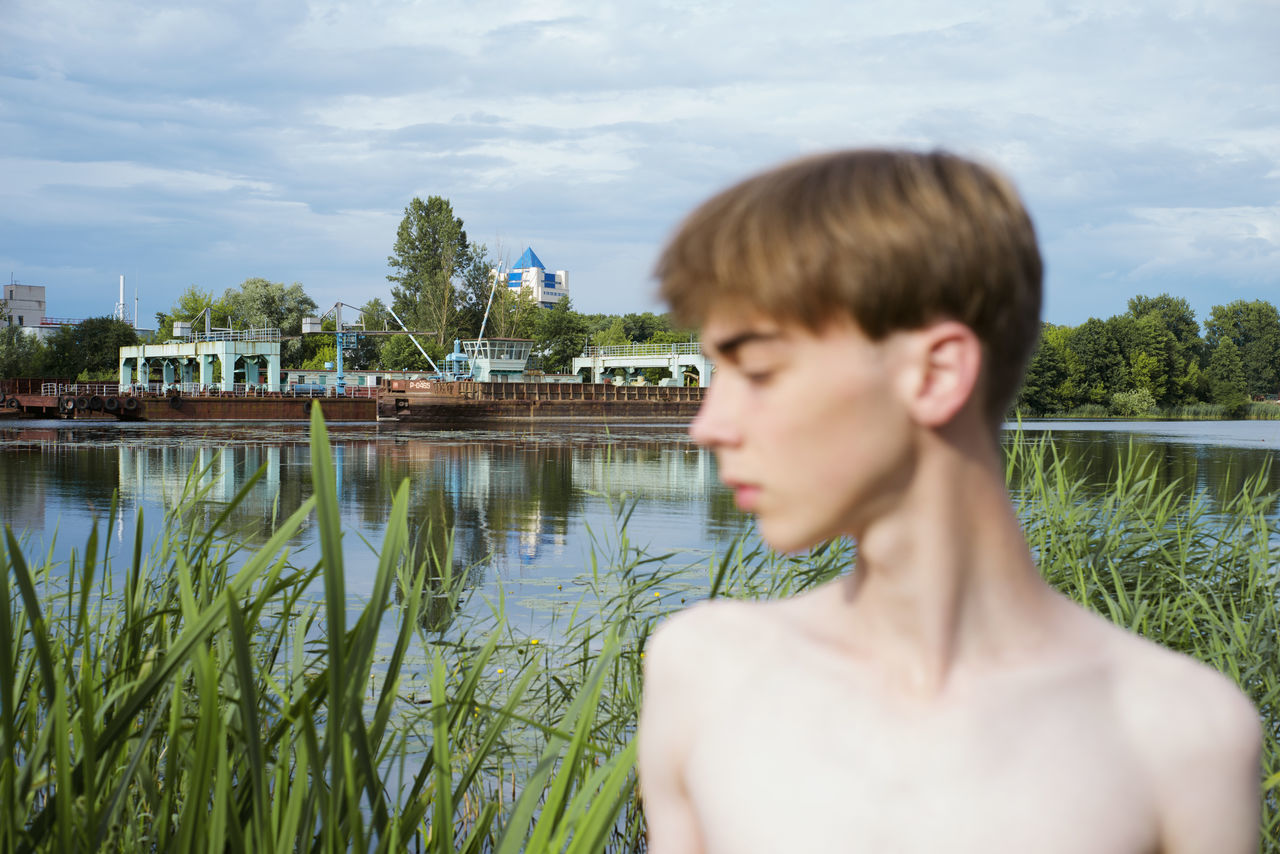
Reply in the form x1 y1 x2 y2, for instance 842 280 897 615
2 0 1277 330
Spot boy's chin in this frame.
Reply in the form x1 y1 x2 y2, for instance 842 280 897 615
757 520 826 556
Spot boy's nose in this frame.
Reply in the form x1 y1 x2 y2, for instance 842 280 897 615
688 383 739 447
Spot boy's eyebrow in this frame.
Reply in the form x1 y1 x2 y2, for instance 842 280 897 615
705 330 782 360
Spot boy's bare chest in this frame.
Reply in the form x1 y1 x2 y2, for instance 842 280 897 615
682 656 1159 854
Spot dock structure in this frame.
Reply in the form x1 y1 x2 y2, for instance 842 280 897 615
118 328 283 393
571 342 713 387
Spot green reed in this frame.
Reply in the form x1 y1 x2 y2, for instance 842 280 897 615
2 419 1276 851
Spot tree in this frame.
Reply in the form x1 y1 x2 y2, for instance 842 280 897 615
1206 337 1249 413
1066 318 1126 405
591 317 630 348
379 334 435 372
1109 388 1157 417
1016 324 1069 415
0 327 47 378
622 312 670 343
222 278 318 363
45 317 139 379
222 278 316 333
484 286 540 340
351 298 390 369
153 286 230 340
535 297 588 373
1127 294 1202 360
1125 295 1204 405
1204 300 1280 398
387 196 469 350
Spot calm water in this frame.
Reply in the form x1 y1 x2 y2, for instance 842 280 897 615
2 418 1279 623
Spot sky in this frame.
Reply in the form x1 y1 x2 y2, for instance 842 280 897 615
2 0 1277 331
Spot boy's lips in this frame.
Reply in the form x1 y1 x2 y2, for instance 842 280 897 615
724 480 761 511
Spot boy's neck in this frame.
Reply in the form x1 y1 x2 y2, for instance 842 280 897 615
833 429 1061 698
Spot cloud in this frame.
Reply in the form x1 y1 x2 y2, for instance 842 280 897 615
0 0 1277 324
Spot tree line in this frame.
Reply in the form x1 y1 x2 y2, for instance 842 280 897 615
1016 295 1280 417
29 193 1270 412
0 195 692 380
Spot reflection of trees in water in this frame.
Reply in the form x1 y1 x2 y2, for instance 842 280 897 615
1007 432 1280 514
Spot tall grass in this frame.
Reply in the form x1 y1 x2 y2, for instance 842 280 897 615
0 408 636 852
2 418 1276 850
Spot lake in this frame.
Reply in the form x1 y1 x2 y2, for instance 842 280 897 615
2 417 1279 627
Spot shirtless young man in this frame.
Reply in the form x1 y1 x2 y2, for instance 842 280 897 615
637 150 1261 854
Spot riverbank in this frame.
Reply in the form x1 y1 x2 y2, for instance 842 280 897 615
1015 401 1280 421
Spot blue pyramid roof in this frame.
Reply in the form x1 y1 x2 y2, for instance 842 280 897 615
513 247 545 270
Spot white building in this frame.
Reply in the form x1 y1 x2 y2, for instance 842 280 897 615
506 247 569 309
2 283 47 336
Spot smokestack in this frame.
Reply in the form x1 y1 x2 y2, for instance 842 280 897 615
119 275 125 322
134 289 139 330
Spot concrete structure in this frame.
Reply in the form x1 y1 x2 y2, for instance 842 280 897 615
506 247 569 309
2 283 47 336
118 327 282 393
571 342 713 387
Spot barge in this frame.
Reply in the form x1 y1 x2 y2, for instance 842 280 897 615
0 332 710 425
0 379 699 424
381 379 703 424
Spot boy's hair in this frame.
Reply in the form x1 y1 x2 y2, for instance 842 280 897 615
656 149 1043 425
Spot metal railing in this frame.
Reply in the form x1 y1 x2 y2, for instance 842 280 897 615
580 342 701 358
42 382 119 396
191 327 282 343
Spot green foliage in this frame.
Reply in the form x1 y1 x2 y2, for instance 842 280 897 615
1246 402 1280 420
301 342 336 371
221 278 316 333
1068 319 1126 405
535 297 588 373
1205 300 1280 399
0 412 640 852
646 329 696 346
591 317 630 348
1108 388 1157 417
388 196 469 349
153 285 231 340
44 317 138 379
622 312 671 342
350 298 391 369
1017 323 1070 415
1207 337 1250 413
379 334 436 372
0 326 47 378
1013 294 1280 418
223 278 317 363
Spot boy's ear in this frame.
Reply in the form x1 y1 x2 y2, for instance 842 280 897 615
899 321 983 428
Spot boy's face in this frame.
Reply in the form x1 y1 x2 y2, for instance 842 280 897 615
692 308 916 553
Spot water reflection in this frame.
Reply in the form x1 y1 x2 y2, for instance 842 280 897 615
2 420 1278 603
0 422 737 603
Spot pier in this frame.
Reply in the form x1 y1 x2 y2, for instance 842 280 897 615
571 342 713 387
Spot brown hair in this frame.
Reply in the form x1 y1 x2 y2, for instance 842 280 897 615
656 149 1043 425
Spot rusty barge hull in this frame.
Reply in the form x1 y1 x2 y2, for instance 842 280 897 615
128 396 378 421
383 381 704 424
2 393 376 422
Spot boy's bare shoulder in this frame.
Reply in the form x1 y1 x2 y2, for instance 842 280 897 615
1079 609 1261 845
646 597 785 664
1091 614 1260 760
643 596 802 700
